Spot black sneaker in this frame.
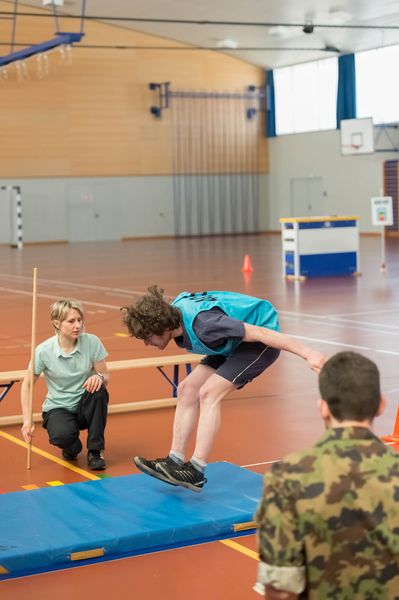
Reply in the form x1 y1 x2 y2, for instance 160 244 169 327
87 450 106 470
133 456 178 486
62 449 79 461
158 461 207 492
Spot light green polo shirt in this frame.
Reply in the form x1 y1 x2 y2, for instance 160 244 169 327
34 333 108 413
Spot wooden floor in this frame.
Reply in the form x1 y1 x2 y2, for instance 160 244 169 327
1 233 399 599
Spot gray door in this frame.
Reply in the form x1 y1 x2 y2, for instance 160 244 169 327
290 177 326 217
67 182 121 242
0 187 11 244
93 182 121 241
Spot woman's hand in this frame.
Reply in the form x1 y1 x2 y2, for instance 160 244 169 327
83 373 104 393
21 421 34 443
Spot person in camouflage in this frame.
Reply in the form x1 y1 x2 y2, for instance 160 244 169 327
255 351 399 600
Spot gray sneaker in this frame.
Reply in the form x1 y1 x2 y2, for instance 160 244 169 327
133 456 178 486
158 460 207 492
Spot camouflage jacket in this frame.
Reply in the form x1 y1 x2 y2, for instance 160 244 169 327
256 427 399 599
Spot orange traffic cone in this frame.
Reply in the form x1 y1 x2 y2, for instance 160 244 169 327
382 405 399 444
241 254 253 273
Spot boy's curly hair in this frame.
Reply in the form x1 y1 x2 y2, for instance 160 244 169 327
121 285 181 339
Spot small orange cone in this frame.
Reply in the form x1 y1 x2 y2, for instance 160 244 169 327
241 254 253 273
382 404 399 444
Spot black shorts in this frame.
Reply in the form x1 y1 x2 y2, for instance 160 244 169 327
200 342 281 388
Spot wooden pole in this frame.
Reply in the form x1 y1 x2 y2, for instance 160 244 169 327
27 267 38 470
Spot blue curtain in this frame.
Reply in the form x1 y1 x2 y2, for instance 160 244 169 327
336 53 356 129
266 70 276 137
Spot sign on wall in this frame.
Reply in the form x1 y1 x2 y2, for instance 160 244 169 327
371 196 393 226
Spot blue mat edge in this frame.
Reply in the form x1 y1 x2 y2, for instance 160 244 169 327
0 528 256 581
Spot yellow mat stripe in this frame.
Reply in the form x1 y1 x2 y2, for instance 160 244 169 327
0 430 100 481
47 480 64 487
22 484 40 490
219 539 258 560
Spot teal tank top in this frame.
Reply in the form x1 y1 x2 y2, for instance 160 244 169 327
171 291 280 355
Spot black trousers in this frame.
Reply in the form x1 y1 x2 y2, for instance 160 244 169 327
42 386 109 454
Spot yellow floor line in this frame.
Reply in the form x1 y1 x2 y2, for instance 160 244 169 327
47 480 64 486
219 538 258 560
0 430 100 481
22 484 40 490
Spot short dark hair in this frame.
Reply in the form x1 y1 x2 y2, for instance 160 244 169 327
318 351 381 421
121 285 181 339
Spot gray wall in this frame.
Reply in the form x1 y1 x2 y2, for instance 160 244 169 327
1 128 396 243
0 177 175 243
264 128 398 233
0 175 268 243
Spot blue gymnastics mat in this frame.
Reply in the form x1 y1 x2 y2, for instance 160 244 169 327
0 461 262 579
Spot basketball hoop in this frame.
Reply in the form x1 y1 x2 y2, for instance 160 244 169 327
340 118 374 155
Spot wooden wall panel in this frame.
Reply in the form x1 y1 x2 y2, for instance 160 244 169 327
0 2 268 177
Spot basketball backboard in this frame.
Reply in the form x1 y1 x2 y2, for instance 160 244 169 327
340 117 374 155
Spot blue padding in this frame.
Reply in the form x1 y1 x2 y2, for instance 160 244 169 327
0 462 261 579
299 252 357 277
298 220 356 229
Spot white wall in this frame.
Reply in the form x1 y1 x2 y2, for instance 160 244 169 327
264 128 398 233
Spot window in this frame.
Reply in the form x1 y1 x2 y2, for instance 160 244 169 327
274 58 338 135
356 45 399 124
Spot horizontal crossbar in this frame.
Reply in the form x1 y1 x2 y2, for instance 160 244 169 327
0 397 178 426
0 353 203 383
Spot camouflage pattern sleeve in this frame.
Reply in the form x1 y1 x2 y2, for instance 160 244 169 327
255 429 399 599
255 462 306 594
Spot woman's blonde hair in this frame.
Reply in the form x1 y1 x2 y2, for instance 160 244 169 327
50 299 84 331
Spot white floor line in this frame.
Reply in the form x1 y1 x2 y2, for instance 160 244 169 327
327 307 399 318
0 286 120 310
291 334 399 357
282 314 399 337
0 273 146 297
328 317 399 330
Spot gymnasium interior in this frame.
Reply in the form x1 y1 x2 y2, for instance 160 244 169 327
1 1 399 598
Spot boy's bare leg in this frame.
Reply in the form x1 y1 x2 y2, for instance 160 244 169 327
191 373 235 463
170 364 214 457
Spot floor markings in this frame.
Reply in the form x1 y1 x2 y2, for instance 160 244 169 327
219 539 258 560
0 273 147 298
291 334 399 357
0 287 119 311
0 430 100 481
46 481 64 487
115 332 128 337
22 484 40 490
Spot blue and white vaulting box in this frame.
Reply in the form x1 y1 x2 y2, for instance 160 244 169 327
280 216 360 279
